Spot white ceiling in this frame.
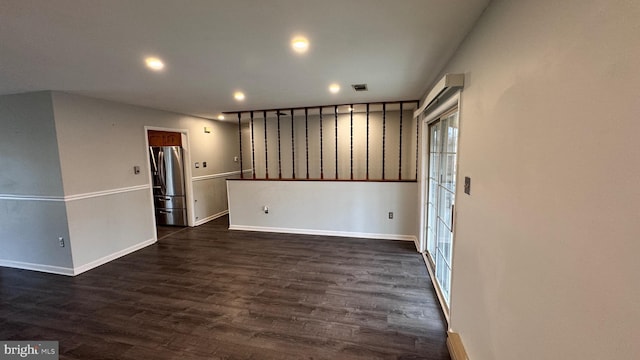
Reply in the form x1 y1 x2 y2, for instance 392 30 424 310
0 0 489 119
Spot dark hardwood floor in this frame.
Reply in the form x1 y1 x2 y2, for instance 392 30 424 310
0 216 450 359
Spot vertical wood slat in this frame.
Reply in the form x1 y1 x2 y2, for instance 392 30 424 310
250 111 256 179
350 104 354 180
382 103 386 180
305 108 310 179
398 102 403 180
319 107 324 179
291 109 296 179
334 105 338 179
238 113 244 179
263 111 269 179
277 111 282 179
366 104 370 180
415 101 420 180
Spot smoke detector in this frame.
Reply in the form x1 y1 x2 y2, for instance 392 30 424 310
351 84 368 92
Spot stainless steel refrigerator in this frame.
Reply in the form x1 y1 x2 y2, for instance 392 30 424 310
149 146 187 226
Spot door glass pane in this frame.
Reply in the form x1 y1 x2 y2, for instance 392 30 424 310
424 107 459 307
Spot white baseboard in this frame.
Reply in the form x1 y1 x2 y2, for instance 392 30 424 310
229 224 417 242
194 210 229 226
0 259 74 276
447 331 469 360
72 238 156 276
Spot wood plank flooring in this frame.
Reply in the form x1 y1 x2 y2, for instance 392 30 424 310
0 216 450 359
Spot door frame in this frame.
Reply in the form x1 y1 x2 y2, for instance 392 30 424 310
144 126 195 235
417 91 462 322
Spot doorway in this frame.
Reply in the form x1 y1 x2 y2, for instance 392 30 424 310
145 127 195 243
425 107 459 305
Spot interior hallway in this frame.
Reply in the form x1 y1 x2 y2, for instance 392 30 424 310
0 216 449 359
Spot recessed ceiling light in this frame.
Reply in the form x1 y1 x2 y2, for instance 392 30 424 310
291 36 309 53
234 91 245 101
329 84 340 94
145 57 164 71
217 114 225 120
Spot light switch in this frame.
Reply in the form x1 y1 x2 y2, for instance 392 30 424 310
133 166 140 174
195 162 200 168
203 161 207 168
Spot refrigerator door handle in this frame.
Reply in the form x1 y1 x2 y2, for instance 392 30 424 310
158 210 171 214
158 150 166 194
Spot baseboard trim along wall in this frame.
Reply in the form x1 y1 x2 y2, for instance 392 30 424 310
229 225 417 242
194 210 229 226
72 238 156 276
447 331 469 360
0 259 74 276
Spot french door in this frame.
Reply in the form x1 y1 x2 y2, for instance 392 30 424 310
425 108 459 304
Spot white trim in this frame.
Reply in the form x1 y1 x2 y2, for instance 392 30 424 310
0 194 64 202
423 93 460 125
72 238 156 276
0 259 74 276
192 170 243 182
0 185 150 202
414 73 465 117
194 210 228 226
229 225 417 242
447 332 470 360
422 252 451 324
64 184 150 201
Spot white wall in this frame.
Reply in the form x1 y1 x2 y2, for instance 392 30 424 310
428 0 640 359
49 91 240 272
0 92 73 272
228 180 418 241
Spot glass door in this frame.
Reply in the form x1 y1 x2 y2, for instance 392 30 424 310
425 108 458 304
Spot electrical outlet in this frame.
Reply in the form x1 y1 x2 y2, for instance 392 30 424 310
388 212 394 219
263 205 269 214
58 237 65 247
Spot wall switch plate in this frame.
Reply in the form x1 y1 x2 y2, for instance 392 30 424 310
58 237 65 247
263 205 269 214
133 165 140 174
195 162 200 168
388 211 394 219
233 156 239 162
464 176 471 195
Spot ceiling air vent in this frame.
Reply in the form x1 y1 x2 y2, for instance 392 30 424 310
351 84 368 92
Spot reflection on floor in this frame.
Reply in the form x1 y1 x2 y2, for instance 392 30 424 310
156 225 187 240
